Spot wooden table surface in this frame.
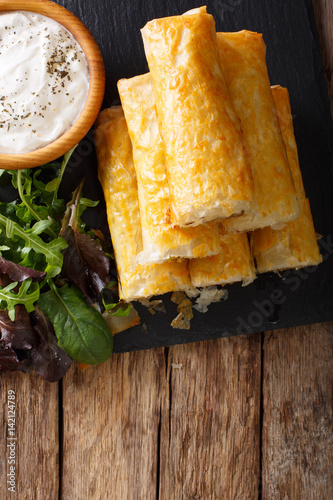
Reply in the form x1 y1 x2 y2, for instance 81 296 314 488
1 1 332 498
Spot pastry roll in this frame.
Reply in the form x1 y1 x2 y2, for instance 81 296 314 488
250 86 322 272
141 8 254 227
94 107 124 128
270 85 306 198
118 73 220 264
189 228 256 287
217 31 299 233
94 106 191 301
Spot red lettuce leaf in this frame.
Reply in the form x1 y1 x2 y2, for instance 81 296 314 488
0 305 37 350
0 304 72 382
61 226 110 303
30 305 73 382
0 255 46 283
0 343 29 372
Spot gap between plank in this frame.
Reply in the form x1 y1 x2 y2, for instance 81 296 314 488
258 332 264 499
58 379 63 500
156 404 162 500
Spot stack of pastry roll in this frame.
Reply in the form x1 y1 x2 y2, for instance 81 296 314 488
189 231 256 287
250 86 322 272
216 30 300 233
117 73 220 264
141 6 254 227
94 6 321 307
94 106 191 302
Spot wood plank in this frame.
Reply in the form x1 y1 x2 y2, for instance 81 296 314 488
159 334 261 500
61 348 166 499
0 371 59 499
262 322 333 499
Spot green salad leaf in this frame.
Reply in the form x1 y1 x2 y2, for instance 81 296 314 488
0 279 40 321
0 145 127 380
0 213 67 278
39 282 113 365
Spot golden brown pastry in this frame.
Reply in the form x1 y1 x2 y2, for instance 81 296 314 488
189 228 256 287
94 106 191 301
94 106 124 128
250 86 322 272
141 8 254 227
117 73 221 264
270 85 306 198
217 31 300 233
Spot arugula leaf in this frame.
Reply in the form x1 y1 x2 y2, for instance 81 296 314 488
60 178 99 233
76 197 99 232
16 169 54 230
2 150 74 235
0 279 40 321
0 145 123 377
45 146 76 197
38 282 113 365
7 169 58 235
100 282 131 318
104 303 131 318
0 200 21 224
107 303 131 317
0 214 67 277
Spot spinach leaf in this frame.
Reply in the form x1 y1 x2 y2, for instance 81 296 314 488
0 145 121 377
38 282 113 365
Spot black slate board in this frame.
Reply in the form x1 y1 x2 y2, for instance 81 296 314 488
19 0 333 351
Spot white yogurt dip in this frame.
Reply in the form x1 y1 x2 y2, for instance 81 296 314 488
0 11 89 154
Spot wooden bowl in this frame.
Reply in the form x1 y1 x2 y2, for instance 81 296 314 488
0 0 105 170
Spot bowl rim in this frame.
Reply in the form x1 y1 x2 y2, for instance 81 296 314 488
0 0 105 170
